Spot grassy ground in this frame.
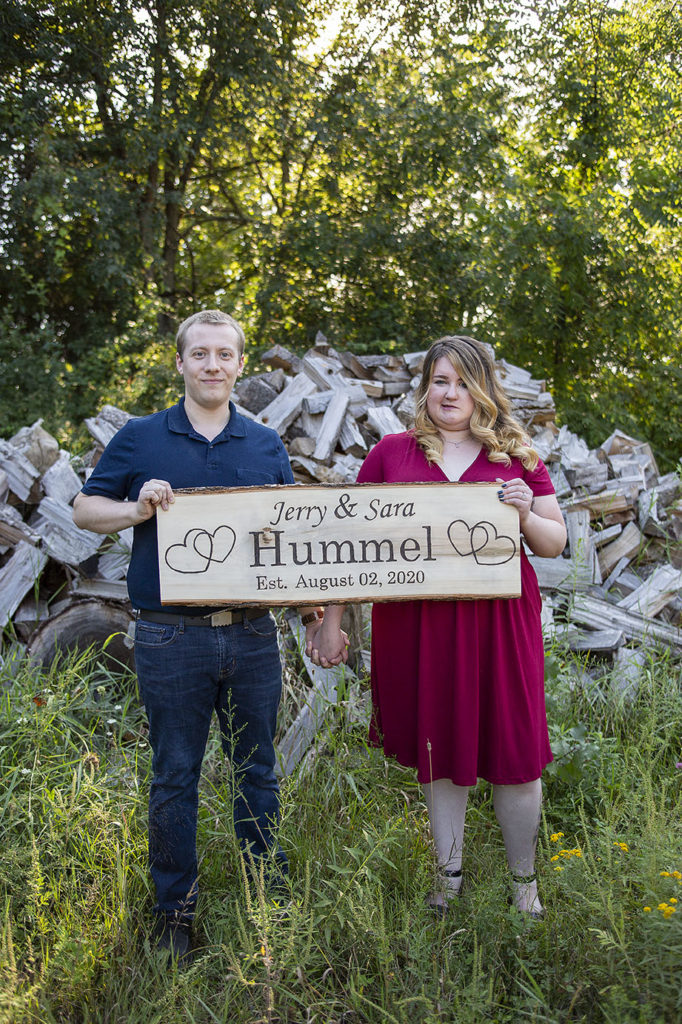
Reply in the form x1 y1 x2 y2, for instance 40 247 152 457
1 631 681 1024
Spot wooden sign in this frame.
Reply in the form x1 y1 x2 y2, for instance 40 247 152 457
157 483 521 606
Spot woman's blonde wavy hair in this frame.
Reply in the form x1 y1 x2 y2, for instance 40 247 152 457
413 335 539 470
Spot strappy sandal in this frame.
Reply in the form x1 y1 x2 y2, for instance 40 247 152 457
510 872 544 921
427 867 464 918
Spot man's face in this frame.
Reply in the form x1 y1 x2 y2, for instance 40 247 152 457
176 323 245 410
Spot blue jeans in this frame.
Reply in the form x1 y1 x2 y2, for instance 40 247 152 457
134 613 287 919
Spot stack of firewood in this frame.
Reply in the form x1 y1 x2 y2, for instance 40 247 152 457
1 334 680 684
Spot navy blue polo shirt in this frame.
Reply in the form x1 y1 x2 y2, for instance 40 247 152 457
81 399 294 614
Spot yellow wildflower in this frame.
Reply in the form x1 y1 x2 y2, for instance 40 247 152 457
550 832 564 842
660 871 671 877
613 842 629 852
657 903 668 911
643 906 652 912
554 866 564 872
670 898 678 905
663 907 676 919
551 855 559 862
672 871 682 880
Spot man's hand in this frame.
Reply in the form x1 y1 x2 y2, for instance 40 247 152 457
136 479 175 521
307 620 349 668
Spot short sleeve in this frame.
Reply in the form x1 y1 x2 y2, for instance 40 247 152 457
523 457 555 497
357 441 386 484
81 422 136 501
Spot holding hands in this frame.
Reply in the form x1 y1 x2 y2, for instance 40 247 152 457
305 606 349 667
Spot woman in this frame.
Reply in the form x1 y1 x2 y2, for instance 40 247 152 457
310 336 566 917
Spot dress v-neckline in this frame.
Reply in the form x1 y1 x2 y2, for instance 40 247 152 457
434 444 486 483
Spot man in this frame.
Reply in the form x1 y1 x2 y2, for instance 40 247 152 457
73 310 324 962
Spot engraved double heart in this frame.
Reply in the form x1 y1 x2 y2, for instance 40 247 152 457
164 525 236 574
447 519 516 565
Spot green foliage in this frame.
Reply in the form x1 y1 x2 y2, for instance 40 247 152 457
2 0 682 466
1 632 682 1022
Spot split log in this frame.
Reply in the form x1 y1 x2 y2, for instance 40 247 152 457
260 343 303 374
257 372 317 435
0 541 49 627
0 440 40 502
302 353 345 390
313 391 350 463
10 420 60 474
85 405 134 449
70 579 130 601
566 508 602 584
337 413 368 458
276 616 356 777
365 405 405 439
26 599 135 670
0 503 41 548
33 496 102 565
41 451 82 505
597 521 642 577
569 593 682 650
592 524 623 548
616 564 682 618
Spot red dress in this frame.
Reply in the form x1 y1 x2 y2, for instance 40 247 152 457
356 432 555 786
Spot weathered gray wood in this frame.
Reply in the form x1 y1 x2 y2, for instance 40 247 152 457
0 502 41 548
235 376 278 413
0 541 49 627
404 351 426 374
329 453 364 482
303 392 333 415
638 488 667 538
261 343 302 374
13 596 50 641
569 593 682 649
0 468 8 503
366 405 405 439
257 372 317 435
566 628 625 654
616 564 682 618
528 555 592 590
298 408 324 439
288 436 316 458
302 353 345 391
41 451 82 504
592 524 623 548
276 616 355 777
599 555 631 595
598 520 642 577
564 490 633 521
70 578 130 600
0 440 40 501
394 389 417 427
313 391 350 463
84 405 133 449
10 420 60 474
337 412 368 457
566 508 601 584
563 463 608 492
33 496 102 565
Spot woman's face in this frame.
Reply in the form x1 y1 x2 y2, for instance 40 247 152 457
425 356 476 434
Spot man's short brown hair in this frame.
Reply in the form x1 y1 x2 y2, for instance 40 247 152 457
175 310 246 359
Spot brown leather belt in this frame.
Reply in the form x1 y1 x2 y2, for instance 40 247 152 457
135 608 268 628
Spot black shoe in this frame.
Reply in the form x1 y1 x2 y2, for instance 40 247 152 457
152 915 193 965
427 868 464 918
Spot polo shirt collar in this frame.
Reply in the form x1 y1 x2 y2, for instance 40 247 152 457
168 398 247 440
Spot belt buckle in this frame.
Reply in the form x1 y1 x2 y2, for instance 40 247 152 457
209 609 233 627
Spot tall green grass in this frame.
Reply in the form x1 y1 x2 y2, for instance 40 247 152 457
1 637 681 1023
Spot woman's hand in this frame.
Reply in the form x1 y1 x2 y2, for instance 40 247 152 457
497 477 567 558
306 606 349 667
496 477 533 521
